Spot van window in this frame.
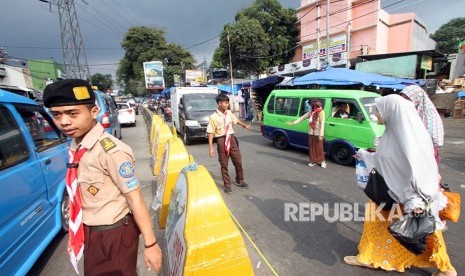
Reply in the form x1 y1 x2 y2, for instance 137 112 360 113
360 97 379 121
267 95 275 113
16 104 62 152
331 99 361 119
0 105 30 171
275 97 300 116
299 98 325 116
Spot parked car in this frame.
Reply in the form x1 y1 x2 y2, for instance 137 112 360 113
94 91 122 139
262 89 384 165
116 102 136 126
0 89 69 275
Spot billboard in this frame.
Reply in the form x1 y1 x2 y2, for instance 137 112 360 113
302 34 347 68
143 61 165 90
185 69 205 86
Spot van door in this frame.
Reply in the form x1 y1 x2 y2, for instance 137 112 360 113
0 104 52 272
325 98 372 149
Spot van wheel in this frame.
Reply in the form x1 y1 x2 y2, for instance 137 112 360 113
61 192 70 233
183 129 191 145
330 144 354 166
273 132 289 150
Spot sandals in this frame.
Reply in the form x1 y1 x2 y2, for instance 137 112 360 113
343 256 373 268
431 270 457 276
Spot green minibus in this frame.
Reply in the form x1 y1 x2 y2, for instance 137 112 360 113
261 89 385 165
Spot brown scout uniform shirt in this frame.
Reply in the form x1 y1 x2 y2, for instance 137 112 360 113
206 109 238 137
72 123 139 226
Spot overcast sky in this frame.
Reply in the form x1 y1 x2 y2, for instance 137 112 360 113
1 0 464 77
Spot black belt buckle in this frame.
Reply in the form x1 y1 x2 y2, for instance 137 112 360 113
67 163 79 168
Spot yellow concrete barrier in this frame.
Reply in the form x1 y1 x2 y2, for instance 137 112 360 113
149 114 162 144
151 123 173 176
165 164 254 276
150 120 164 155
151 132 193 228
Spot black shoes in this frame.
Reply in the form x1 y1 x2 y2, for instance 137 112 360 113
223 187 232 194
235 182 249 189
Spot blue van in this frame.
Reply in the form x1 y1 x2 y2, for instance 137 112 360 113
0 90 69 275
94 91 122 139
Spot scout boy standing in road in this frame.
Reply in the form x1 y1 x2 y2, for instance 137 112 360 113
207 93 251 194
44 79 161 275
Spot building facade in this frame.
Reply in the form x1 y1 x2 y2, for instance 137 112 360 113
28 59 65 92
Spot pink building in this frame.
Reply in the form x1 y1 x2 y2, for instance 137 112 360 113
269 0 436 76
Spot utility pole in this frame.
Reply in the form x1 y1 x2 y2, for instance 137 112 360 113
346 21 351 69
227 31 234 94
316 2 321 70
326 0 330 64
39 0 91 80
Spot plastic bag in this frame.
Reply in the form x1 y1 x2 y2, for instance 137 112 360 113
355 159 369 189
388 211 436 255
439 191 461 223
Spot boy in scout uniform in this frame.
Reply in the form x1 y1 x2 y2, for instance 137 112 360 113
44 79 161 275
207 93 251 194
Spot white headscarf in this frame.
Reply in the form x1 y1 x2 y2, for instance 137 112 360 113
374 95 445 221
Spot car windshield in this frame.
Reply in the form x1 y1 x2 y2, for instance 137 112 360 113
185 98 217 111
360 97 378 122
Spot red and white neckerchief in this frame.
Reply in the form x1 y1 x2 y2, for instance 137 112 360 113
66 145 87 274
217 109 233 156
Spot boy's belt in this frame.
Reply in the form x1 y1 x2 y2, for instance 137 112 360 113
88 214 130 232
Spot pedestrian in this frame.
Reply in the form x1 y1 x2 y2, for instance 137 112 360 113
287 100 327 168
399 85 444 164
207 93 251 194
43 79 162 275
344 95 455 276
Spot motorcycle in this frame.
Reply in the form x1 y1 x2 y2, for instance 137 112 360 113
164 107 172 122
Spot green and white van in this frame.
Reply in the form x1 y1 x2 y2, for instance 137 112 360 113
261 89 385 165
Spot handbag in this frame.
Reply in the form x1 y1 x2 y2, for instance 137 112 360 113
363 169 395 210
388 210 436 255
439 191 461 223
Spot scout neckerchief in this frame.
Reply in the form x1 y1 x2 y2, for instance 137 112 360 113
309 102 323 130
217 109 232 156
66 145 87 274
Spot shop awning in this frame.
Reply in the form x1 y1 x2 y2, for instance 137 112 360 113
251 75 280 89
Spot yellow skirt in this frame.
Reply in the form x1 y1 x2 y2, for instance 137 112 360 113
356 201 454 272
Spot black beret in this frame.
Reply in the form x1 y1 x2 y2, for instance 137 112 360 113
43 79 95 108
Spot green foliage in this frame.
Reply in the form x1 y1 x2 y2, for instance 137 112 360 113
89 73 113 92
430 17 465 54
213 0 298 77
117 26 195 93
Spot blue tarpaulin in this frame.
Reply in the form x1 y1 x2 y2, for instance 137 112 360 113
218 83 242 95
457 91 465 98
252 76 280 89
291 68 419 90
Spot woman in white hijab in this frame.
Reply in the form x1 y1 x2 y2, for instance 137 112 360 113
344 95 455 276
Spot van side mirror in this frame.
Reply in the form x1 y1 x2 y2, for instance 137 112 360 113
179 103 184 110
357 112 364 123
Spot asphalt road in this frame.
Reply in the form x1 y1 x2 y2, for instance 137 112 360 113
29 114 465 275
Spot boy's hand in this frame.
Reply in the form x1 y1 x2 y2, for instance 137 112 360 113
286 121 294 126
209 148 215 158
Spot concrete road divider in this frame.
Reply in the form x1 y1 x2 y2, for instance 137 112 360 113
165 163 254 276
151 131 193 229
150 119 164 155
151 123 173 176
149 114 162 145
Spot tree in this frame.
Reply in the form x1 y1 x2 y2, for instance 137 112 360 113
430 17 465 54
217 18 270 76
212 0 298 77
89 73 113 91
117 26 195 94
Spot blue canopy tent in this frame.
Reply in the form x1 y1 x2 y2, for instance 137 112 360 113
218 83 242 95
291 68 419 90
251 75 281 89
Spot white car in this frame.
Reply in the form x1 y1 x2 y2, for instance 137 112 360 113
116 102 136 126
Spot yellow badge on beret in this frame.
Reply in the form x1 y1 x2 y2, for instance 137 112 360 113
73 86 91 100
100 137 116 152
